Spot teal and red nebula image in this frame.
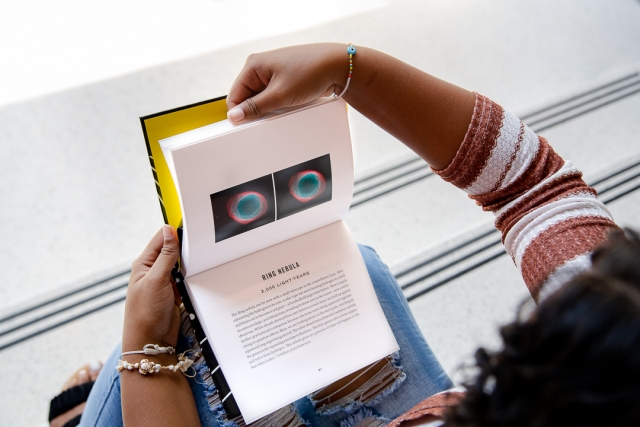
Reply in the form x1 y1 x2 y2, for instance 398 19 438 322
210 155 332 241
227 191 268 224
288 170 327 202
274 154 332 220
210 174 275 242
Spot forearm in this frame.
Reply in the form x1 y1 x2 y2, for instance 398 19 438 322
340 46 476 170
121 333 201 427
227 43 475 171
121 228 201 427
434 93 617 301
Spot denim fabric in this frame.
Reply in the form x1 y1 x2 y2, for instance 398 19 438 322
80 244 452 426
81 340 123 426
295 245 453 426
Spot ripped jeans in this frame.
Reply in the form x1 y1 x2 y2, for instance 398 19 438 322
81 245 453 426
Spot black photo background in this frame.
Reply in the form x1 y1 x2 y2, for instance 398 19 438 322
210 175 276 242
273 154 332 220
209 155 333 241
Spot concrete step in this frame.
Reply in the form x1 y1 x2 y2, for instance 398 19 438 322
2 1 640 425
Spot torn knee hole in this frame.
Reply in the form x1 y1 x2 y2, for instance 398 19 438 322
310 355 404 413
339 408 389 427
236 404 303 427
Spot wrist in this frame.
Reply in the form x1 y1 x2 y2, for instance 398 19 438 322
122 327 177 354
121 338 179 367
122 303 180 350
323 43 353 90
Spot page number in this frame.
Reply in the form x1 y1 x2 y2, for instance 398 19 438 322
318 368 322 372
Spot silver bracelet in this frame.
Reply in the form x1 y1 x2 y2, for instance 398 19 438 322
121 343 176 357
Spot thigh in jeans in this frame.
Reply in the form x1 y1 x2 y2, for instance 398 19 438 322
82 244 451 426
292 244 453 427
209 244 452 426
80 342 123 427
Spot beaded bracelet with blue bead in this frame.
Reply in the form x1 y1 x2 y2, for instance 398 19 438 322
334 43 356 99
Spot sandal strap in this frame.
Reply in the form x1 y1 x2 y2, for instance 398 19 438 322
62 414 82 427
49 381 94 421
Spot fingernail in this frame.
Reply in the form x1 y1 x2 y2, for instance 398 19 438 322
227 106 245 123
163 225 173 240
89 360 102 372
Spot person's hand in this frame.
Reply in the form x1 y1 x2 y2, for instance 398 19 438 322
122 225 181 352
226 43 348 124
120 226 201 427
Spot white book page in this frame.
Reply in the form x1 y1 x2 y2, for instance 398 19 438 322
162 98 354 277
185 221 399 423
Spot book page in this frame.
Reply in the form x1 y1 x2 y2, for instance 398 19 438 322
185 221 399 423
164 99 354 277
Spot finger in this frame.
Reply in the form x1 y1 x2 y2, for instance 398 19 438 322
227 85 288 124
144 225 180 289
227 73 267 111
132 228 165 273
227 55 271 110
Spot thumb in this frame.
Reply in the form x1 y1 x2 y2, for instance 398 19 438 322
145 225 180 286
227 88 285 124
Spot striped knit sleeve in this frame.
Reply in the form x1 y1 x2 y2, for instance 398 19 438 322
434 93 617 301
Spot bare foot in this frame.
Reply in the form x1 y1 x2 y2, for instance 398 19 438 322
50 360 102 427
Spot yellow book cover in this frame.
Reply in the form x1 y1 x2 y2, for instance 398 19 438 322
139 96 243 418
140 96 228 228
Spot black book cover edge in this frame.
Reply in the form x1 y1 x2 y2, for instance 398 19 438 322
139 97 240 418
173 227 241 418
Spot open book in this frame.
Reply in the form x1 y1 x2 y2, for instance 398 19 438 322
156 97 398 423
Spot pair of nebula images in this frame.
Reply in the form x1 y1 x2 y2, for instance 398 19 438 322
210 154 332 242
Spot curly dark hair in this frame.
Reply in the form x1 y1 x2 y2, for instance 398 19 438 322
444 228 640 426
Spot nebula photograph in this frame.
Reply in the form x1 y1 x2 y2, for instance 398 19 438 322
210 175 276 242
273 154 333 220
